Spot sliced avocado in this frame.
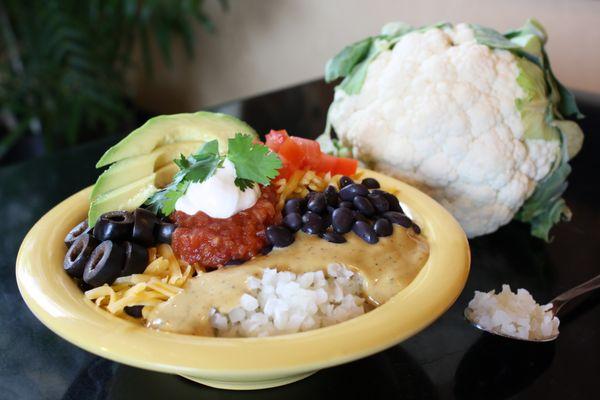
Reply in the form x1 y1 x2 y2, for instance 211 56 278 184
88 175 157 225
90 141 203 202
96 112 257 168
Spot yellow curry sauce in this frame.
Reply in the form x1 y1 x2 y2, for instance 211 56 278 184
148 226 429 336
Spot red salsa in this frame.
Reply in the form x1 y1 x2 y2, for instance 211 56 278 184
171 185 281 267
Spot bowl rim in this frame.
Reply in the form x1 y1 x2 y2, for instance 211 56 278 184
16 169 470 378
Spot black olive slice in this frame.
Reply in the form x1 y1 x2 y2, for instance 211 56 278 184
124 305 144 318
93 211 134 242
155 222 177 244
64 220 90 248
132 208 158 246
120 241 149 276
63 234 98 279
83 241 125 287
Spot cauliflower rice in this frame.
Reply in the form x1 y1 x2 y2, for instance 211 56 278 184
210 264 365 337
467 284 559 340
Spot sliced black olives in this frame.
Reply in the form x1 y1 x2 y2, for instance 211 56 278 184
124 305 144 318
64 233 98 278
266 225 295 248
64 220 90 248
121 241 149 276
132 208 158 247
83 241 125 287
93 211 134 242
155 222 176 244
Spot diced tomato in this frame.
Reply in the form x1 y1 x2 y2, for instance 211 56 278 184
268 130 358 179
333 157 358 176
277 137 304 169
313 153 337 174
276 155 296 180
289 137 321 168
265 129 289 152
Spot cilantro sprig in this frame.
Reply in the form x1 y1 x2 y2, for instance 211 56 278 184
145 134 281 216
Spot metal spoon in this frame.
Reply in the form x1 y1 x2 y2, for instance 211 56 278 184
464 273 600 342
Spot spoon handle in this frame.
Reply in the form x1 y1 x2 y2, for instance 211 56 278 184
551 273 600 315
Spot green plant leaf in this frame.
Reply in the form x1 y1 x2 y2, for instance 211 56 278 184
325 37 373 82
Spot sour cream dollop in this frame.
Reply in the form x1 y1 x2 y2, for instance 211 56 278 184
174 158 260 218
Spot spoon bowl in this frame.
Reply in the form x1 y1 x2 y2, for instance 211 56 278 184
464 273 600 343
463 307 558 343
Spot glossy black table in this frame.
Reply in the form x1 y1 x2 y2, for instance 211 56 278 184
1 80 599 400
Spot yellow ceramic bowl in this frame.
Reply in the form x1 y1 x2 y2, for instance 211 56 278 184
16 169 470 390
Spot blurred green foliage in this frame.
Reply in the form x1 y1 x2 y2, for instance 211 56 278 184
0 0 227 160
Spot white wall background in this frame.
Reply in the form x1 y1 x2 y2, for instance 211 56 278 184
132 0 600 112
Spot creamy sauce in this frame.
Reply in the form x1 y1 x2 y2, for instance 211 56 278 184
148 226 429 336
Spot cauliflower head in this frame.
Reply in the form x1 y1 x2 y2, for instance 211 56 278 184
325 20 584 240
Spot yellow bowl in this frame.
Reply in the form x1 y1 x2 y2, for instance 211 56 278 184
16 169 470 390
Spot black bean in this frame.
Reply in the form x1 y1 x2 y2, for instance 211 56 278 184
324 185 339 207
339 183 369 201
320 231 347 244
361 177 380 189
383 193 403 212
124 305 144 318
283 212 302 232
412 223 421 235
368 193 389 213
284 198 303 215
353 211 370 223
339 201 354 209
301 212 323 235
307 192 327 214
352 221 378 244
339 176 354 188
383 211 412 227
266 225 295 247
321 213 332 229
353 196 375 216
327 205 336 215
331 207 354 234
374 218 393 237
261 245 273 255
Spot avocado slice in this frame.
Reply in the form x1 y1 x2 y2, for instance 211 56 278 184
88 112 257 226
88 175 157 226
96 112 257 168
90 141 204 202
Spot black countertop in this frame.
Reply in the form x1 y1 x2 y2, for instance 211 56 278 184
1 80 599 400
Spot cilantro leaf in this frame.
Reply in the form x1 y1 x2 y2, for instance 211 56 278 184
234 177 255 191
227 133 282 187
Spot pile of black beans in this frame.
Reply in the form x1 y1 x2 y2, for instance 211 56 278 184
63 208 176 291
266 176 420 247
